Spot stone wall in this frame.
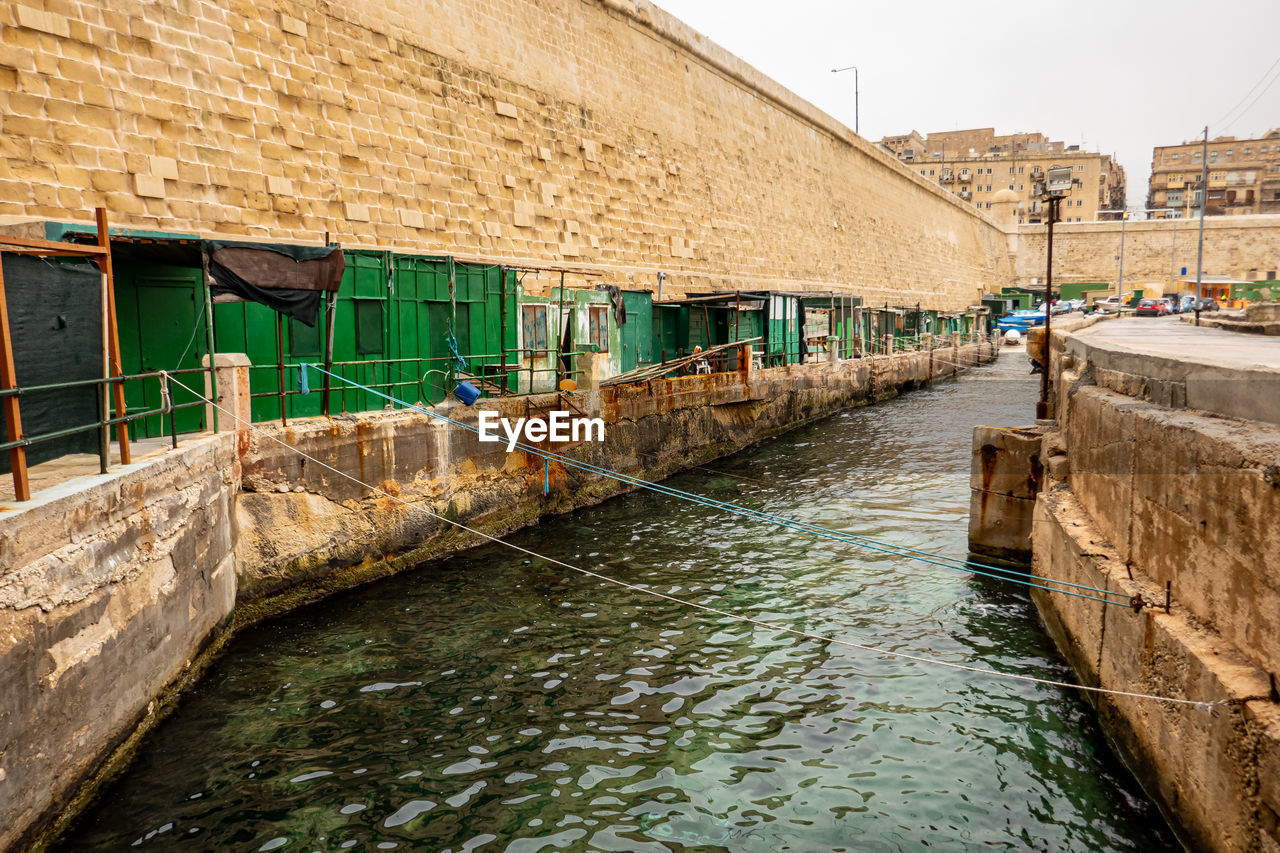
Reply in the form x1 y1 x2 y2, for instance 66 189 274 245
1013 215 1280 291
0 0 1011 306
0 435 239 852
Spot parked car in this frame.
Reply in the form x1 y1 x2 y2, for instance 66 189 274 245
1160 297 1178 314
1178 294 1197 313
1094 294 1132 313
1193 297 1220 312
1135 298 1169 317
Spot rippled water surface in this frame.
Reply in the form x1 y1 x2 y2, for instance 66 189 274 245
66 349 1177 851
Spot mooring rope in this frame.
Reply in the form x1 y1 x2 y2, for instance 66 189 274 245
308 366 1134 607
165 372 1219 710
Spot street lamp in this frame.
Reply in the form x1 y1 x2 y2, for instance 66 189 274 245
1034 165 1073 420
831 65 858 135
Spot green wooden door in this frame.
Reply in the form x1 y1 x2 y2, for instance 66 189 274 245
618 291 652 372
336 250 390 414
652 305 679 362
116 264 207 438
391 256 447 406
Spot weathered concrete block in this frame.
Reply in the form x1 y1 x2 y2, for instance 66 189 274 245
0 436 237 852
969 425 1044 498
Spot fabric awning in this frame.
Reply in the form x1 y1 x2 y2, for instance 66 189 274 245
205 241 345 327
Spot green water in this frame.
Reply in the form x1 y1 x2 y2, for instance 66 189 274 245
64 350 1177 851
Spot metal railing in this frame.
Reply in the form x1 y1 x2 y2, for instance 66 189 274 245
0 365 215 495
245 348 596 422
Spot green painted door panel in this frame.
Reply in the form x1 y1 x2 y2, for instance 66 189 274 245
115 264 207 438
618 292 652 372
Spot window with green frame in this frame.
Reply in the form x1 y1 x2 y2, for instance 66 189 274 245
288 316 323 357
588 305 608 352
522 304 547 352
354 299 385 355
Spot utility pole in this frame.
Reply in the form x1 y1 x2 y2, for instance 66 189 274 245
1195 126 1208 300
831 66 859 135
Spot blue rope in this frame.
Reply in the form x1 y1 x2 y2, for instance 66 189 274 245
446 331 467 374
311 367 1131 607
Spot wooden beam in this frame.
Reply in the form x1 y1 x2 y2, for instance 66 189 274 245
96 208 130 464
0 233 107 255
0 256 29 500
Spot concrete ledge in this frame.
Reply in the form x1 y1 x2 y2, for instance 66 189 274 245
1065 319 1280 425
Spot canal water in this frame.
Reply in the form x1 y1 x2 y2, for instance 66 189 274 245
66 348 1177 852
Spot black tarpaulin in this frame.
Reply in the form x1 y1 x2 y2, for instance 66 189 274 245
204 241 344 327
0 254 102 472
598 284 627 325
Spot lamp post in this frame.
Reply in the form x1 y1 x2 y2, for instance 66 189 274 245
831 65 858 135
1195 125 1208 300
1036 166 1074 420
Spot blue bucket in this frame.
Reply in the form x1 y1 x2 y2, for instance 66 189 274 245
453 380 481 405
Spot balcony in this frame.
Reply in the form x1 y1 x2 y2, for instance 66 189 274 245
959 189 972 200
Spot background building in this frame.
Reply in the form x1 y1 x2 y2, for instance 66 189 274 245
1148 130 1280 218
881 128 1126 224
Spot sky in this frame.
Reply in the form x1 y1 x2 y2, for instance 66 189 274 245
650 0 1280 215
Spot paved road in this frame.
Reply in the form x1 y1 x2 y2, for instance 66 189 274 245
1076 315 1280 371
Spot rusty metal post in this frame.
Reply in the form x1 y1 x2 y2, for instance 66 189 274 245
96 208 131 464
276 311 287 426
0 255 28 500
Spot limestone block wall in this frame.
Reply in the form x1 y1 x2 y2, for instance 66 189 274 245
0 0 1010 306
1013 215 1280 291
0 435 239 852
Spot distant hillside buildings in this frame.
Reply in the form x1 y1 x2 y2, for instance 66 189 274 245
1147 129 1280 218
880 128 1126 224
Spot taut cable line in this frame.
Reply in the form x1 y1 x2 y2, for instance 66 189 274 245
309 366 1134 607
164 371 1219 711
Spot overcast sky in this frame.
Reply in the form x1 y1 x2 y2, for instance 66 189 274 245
651 0 1280 214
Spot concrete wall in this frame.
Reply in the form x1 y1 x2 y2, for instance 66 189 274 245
0 0 1011 306
1013 215 1280 292
1029 323 1280 852
0 435 239 852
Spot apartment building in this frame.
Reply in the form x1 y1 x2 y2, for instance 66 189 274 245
1147 129 1280 218
881 128 1126 224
